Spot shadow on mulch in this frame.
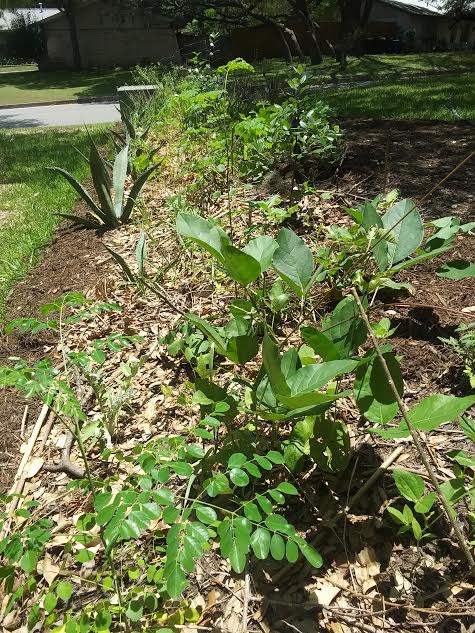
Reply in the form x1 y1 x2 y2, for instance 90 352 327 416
0 223 107 491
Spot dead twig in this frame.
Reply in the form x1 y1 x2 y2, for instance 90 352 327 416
20 405 29 439
351 287 475 575
43 428 85 480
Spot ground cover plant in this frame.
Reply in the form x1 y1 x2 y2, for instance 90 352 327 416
0 59 474 633
0 126 107 318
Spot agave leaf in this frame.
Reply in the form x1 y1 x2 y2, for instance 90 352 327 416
89 141 115 222
49 167 105 220
113 144 129 218
122 161 161 223
135 231 147 277
104 245 136 283
58 213 102 230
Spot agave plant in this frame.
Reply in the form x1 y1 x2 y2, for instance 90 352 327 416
51 138 160 229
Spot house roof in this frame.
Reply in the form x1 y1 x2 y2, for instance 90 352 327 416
379 0 445 15
0 8 60 31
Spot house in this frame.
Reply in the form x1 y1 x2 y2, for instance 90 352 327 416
38 0 181 69
222 0 475 62
371 0 475 51
0 7 59 58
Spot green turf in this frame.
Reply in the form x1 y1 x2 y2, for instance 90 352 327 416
323 72 475 121
256 52 475 82
0 68 132 105
0 64 37 74
0 127 107 319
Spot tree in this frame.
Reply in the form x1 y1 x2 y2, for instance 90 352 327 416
138 0 325 64
335 0 374 67
5 10 43 62
0 0 82 69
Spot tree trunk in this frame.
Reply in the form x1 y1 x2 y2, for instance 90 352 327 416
292 0 323 65
274 23 293 63
252 12 305 63
64 0 82 70
337 0 374 68
283 25 305 61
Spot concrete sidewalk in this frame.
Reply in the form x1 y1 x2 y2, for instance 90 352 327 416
0 101 121 128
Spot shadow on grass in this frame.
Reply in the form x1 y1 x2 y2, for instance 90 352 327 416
0 68 133 99
325 73 475 121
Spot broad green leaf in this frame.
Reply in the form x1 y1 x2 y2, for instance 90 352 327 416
184 313 227 356
387 506 407 525
361 201 389 270
298 541 323 568
436 260 475 279
309 416 351 473
272 228 314 296
171 462 193 477
230 468 250 487
164 560 188 598
440 478 466 505
412 517 423 540
226 335 259 365
250 527 271 560
269 278 290 313
323 296 367 357
256 494 273 514
95 609 112 631
414 492 436 514
44 592 57 614
354 351 403 424
262 333 290 397
20 550 38 573
268 489 286 504
254 455 273 470
243 502 262 522
287 360 358 395
285 539 299 563
218 517 251 574
195 506 218 524
409 394 475 432
206 473 231 497
460 417 475 442
382 199 424 267
56 581 73 602
270 534 285 560
276 390 348 411
126 599 144 623
176 213 229 263
393 469 425 502
222 244 262 286
264 514 291 533
228 453 247 468
372 394 475 439
266 450 285 464
242 236 278 273
301 326 339 361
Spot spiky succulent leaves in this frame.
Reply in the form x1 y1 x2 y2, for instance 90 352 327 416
89 140 116 225
48 167 108 225
113 144 129 219
121 107 137 140
122 161 161 223
104 245 136 284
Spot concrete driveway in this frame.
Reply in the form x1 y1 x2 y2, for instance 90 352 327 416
0 101 121 128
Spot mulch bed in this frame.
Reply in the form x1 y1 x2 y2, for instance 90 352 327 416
1 119 474 632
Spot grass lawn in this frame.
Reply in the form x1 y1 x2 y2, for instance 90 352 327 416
0 64 37 74
324 72 475 121
0 127 107 318
257 52 475 82
0 68 132 106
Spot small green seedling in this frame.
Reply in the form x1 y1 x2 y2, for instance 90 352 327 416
388 469 437 541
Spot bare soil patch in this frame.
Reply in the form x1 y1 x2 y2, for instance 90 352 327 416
0 222 107 489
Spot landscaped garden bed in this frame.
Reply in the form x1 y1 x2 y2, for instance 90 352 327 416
0 62 474 633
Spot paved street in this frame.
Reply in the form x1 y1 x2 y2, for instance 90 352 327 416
0 101 121 128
